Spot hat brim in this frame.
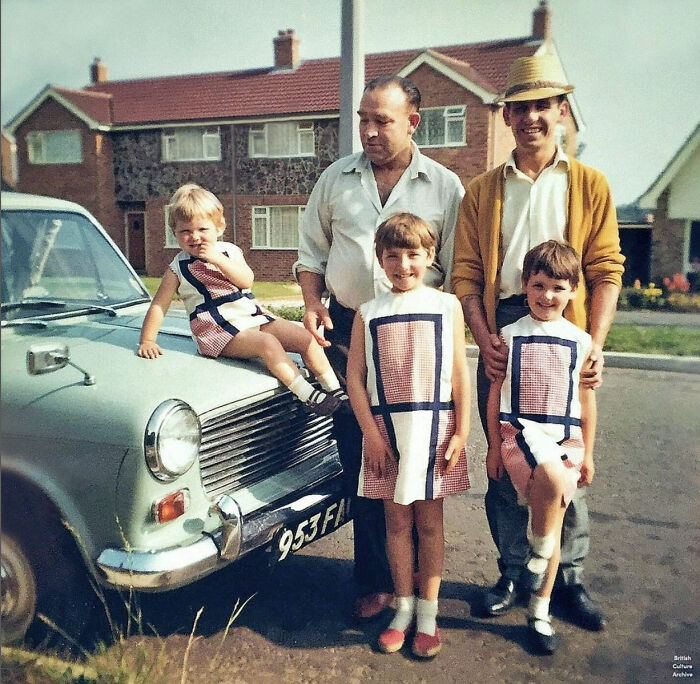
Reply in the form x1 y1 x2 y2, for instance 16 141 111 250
497 85 574 104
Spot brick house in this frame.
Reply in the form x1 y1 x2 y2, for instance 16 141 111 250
1 130 18 190
638 121 700 284
6 1 581 279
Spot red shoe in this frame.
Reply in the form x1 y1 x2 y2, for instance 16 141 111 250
412 628 441 658
352 592 394 621
378 626 409 653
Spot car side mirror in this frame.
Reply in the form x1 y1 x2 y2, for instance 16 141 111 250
27 343 96 385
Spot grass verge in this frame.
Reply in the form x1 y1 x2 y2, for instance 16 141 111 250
603 325 700 356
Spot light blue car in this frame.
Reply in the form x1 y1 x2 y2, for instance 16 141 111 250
0 192 349 644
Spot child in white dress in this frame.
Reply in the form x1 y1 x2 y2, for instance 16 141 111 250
486 240 597 654
138 184 346 416
346 213 471 658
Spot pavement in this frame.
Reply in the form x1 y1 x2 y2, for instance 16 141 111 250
258 298 700 375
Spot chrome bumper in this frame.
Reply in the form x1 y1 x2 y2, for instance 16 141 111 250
96 472 345 591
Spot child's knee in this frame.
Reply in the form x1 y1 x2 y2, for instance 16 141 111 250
257 332 285 360
532 462 566 499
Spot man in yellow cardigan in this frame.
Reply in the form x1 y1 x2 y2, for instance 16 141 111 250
452 55 624 632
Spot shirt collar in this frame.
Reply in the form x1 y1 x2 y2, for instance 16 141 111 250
342 140 429 179
503 145 569 178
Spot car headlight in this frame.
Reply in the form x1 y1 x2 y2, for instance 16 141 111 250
145 400 201 481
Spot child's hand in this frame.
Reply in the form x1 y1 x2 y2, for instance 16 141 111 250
444 433 467 473
486 446 504 481
578 454 595 486
196 242 224 266
138 341 163 359
364 432 395 478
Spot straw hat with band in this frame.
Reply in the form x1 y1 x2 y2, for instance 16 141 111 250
497 55 574 103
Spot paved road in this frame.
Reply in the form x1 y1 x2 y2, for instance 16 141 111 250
111 364 699 684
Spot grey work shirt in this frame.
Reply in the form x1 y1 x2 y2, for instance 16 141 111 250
294 142 465 311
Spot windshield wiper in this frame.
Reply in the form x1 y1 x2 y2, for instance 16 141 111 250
1 299 67 312
77 304 117 317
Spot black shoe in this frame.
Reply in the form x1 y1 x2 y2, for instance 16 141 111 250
483 576 517 617
527 617 560 655
555 584 607 631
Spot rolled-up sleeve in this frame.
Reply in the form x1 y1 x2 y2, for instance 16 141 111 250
293 172 331 281
438 178 465 293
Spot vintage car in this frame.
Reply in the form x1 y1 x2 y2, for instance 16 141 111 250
0 192 348 644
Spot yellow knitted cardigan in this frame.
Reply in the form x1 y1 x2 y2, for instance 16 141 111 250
452 157 625 333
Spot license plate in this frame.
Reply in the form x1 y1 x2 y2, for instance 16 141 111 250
276 496 351 562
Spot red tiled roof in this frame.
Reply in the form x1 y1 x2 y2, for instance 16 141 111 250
54 86 113 124
81 37 541 126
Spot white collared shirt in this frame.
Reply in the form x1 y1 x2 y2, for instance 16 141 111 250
294 142 464 310
500 147 569 298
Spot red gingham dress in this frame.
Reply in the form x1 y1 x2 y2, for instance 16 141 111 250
169 242 274 357
357 287 470 505
498 314 592 505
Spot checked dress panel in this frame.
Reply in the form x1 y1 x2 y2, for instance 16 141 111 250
169 242 274 357
357 287 469 505
498 314 592 505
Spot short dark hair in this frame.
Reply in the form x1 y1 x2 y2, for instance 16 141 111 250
364 75 421 111
522 240 580 288
374 212 436 259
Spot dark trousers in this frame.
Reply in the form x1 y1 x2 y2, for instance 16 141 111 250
325 298 394 596
477 302 589 587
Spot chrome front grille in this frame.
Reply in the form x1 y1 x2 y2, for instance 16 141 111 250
198 390 336 498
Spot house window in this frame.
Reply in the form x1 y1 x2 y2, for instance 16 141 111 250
164 206 178 248
26 130 82 164
252 206 305 249
162 127 221 162
414 106 466 148
248 121 315 158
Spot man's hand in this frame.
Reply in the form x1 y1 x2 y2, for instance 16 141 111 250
364 432 396 478
444 433 467 473
578 453 595 486
303 301 333 348
481 333 508 381
581 343 604 389
486 445 504 481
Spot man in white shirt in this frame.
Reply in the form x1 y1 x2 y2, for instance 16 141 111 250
295 74 464 621
452 55 624 633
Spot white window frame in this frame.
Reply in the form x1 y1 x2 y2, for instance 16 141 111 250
164 206 178 248
161 126 222 162
251 205 305 250
26 129 83 164
414 106 466 148
248 121 315 158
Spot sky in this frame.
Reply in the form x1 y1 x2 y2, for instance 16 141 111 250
2 0 699 205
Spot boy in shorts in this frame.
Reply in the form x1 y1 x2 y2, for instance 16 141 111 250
486 240 597 654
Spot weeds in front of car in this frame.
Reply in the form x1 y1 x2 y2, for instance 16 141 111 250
1 518 256 683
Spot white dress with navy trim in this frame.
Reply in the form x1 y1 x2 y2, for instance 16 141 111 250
357 286 470 505
169 242 274 357
498 314 591 499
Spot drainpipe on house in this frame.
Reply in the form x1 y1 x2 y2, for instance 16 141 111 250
339 0 364 156
230 124 237 245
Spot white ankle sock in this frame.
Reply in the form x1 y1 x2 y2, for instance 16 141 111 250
528 596 554 636
415 598 438 636
316 369 340 392
526 517 556 575
287 374 314 402
388 595 415 632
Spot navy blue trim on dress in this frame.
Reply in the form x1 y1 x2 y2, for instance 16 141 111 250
369 312 444 500
179 252 273 336
509 334 578 440
514 428 539 470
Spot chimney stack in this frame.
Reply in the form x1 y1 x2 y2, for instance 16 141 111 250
91 57 108 84
532 0 551 41
273 29 300 69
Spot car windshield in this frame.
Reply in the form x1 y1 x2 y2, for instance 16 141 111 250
1 209 149 321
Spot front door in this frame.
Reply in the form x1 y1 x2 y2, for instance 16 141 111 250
126 212 146 272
